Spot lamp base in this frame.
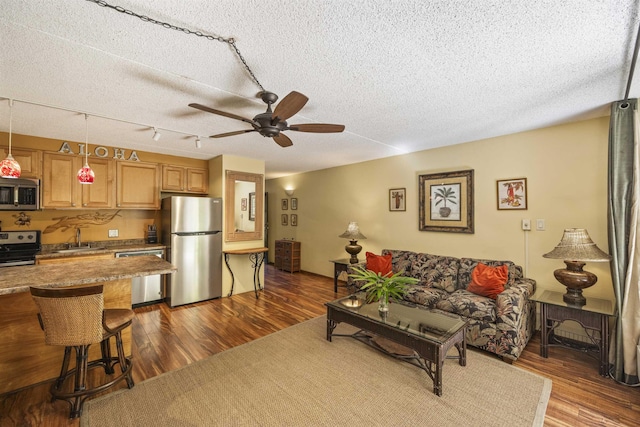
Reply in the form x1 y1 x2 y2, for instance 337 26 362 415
553 260 598 306
344 240 362 264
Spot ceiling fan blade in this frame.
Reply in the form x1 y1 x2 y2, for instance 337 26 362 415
210 129 257 139
273 133 293 147
288 123 345 133
189 103 256 125
272 91 309 122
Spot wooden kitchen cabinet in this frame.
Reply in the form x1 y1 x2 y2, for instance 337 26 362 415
274 240 301 272
161 164 208 194
116 161 160 209
0 148 41 179
42 152 115 209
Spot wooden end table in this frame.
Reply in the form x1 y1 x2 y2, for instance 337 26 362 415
532 289 615 376
330 258 352 293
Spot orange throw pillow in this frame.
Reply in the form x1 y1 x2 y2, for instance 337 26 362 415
365 252 392 277
467 263 508 299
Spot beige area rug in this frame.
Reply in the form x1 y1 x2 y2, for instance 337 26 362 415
81 316 551 427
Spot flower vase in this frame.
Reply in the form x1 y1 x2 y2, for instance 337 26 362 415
378 292 389 313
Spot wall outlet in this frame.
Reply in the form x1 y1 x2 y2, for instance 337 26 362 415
536 219 546 231
108 229 119 238
521 219 531 231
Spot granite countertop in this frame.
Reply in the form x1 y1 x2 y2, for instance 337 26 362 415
36 242 167 260
0 256 176 295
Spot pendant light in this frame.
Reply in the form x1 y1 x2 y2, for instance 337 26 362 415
77 114 95 184
0 99 22 178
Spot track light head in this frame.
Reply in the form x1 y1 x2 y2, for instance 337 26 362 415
152 127 161 141
195 136 201 148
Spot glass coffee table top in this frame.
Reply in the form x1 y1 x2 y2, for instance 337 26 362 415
327 294 467 344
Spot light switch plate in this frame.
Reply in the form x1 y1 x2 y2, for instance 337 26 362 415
108 229 119 238
536 219 545 231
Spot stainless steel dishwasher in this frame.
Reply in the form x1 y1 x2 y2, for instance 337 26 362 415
115 249 165 306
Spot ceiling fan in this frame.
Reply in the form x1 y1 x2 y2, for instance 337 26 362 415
189 91 345 147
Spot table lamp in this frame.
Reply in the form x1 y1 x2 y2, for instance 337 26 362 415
339 222 367 264
542 228 612 306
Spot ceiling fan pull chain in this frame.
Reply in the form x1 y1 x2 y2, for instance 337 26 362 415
86 0 265 92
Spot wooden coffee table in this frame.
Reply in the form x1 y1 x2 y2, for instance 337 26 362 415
326 294 467 396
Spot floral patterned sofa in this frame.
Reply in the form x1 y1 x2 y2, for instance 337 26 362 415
347 249 537 362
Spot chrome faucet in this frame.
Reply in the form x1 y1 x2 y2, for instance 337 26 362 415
76 228 81 247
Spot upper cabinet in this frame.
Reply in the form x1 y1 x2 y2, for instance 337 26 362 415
161 165 208 194
0 148 41 179
42 153 115 209
116 161 160 209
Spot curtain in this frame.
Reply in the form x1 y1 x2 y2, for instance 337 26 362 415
608 99 640 385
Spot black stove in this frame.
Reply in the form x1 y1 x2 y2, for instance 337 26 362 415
0 230 41 267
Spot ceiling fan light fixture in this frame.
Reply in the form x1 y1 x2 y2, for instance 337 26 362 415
152 127 161 141
0 99 22 179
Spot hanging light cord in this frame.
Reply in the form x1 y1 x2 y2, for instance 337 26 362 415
8 99 13 154
623 19 640 103
84 114 89 165
86 0 265 93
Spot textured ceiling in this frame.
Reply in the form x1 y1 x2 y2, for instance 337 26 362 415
1 0 639 179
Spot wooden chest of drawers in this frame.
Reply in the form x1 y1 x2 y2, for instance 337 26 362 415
274 240 301 272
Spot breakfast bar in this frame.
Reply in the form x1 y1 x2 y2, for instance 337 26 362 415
0 256 176 395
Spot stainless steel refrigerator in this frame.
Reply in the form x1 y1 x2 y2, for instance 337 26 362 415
161 196 223 307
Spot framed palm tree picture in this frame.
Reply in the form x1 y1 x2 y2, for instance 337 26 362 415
419 169 474 233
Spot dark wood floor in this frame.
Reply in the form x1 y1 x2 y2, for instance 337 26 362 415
1 265 638 426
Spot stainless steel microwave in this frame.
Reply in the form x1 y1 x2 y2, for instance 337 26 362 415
0 178 40 210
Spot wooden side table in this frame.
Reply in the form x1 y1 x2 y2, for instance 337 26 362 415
532 290 615 376
330 259 352 293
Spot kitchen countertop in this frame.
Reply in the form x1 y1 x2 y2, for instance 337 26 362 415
0 256 176 295
36 242 167 260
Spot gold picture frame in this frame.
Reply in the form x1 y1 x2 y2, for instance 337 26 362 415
419 169 474 233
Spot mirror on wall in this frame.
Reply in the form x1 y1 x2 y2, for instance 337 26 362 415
225 170 264 242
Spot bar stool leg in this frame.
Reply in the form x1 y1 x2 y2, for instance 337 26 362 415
51 346 72 402
70 345 90 419
115 331 134 388
100 337 115 374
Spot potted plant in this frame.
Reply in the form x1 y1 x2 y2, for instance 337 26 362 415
434 186 457 218
349 266 418 312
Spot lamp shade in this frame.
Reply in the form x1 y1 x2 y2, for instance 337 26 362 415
77 163 95 184
542 228 611 262
338 222 367 240
0 154 22 178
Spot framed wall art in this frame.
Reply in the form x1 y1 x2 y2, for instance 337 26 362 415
249 192 256 220
281 199 288 210
291 214 298 226
291 198 298 210
241 198 247 211
497 178 527 210
281 214 288 226
389 188 406 211
419 169 474 233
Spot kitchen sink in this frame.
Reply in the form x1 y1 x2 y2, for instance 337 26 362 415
54 247 108 254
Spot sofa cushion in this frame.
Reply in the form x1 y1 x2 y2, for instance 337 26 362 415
467 263 508 299
381 249 417 276
365 252 392 276
436 290 497 323
404 285 449 308
458 258 518 290
411 254 459 293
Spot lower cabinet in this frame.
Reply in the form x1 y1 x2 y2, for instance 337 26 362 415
274 240 301 272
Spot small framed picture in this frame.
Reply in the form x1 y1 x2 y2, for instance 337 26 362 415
281 199 288 210
291 214 298 226
281 214 288 226
241 198 247 211
291 198 298 210
497 178 527 210
389 188 406 211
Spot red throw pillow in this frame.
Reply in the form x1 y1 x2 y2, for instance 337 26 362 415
467 263 508 299
365 252 392 277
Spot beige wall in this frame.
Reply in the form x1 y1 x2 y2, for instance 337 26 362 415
266 116 614 303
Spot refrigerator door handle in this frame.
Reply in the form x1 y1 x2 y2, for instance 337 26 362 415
174 231 221 236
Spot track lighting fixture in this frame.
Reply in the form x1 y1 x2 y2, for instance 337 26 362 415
152 127 161 141
195 136 201 148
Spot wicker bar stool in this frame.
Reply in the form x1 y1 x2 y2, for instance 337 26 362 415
30 285 135 419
